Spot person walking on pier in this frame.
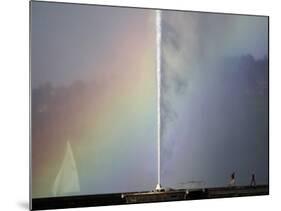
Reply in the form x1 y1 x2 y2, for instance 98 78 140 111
250 173 256 187
229 172 236 187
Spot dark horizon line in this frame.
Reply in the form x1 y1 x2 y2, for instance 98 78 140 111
31 184 269 210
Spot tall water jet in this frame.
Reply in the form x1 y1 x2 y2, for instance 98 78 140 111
155 9 162 192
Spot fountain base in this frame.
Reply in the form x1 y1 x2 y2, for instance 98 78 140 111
122 189 187 203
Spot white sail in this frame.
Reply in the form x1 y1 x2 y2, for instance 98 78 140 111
52 141 80 196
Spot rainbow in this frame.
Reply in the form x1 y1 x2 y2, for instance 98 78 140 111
32 10 157 198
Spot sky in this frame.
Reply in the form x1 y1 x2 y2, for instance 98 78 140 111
31 2 157 198
31 1 268 198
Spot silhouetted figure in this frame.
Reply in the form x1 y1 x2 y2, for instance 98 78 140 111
229 172 236 186
250 173 256 187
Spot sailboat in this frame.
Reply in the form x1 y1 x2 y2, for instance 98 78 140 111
52 141 80 196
